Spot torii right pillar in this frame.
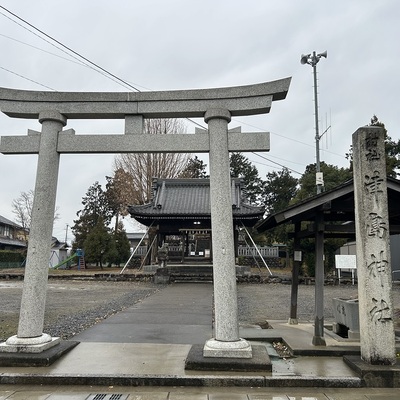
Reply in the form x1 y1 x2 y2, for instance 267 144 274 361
352 126 396 365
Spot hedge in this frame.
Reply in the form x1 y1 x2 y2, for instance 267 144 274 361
0 250 25 268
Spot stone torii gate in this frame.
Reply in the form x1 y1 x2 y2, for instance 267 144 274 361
0 78 290 359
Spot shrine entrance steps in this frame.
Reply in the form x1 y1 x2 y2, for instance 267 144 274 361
168 265 213 283
149 264 251 283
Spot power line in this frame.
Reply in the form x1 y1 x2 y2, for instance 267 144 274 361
0 33 86 66
251 152 303 175
0 66 56 91
0 6 140 92
0 6 208 131
234 117 347 160
0 6 339 163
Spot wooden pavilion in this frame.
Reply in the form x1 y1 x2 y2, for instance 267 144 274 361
128 177 264 264
255 176 400 345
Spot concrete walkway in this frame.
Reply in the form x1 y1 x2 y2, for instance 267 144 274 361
72 282 213 344
0 283 399 399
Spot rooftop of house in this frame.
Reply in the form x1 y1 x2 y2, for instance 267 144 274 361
0 214 21 228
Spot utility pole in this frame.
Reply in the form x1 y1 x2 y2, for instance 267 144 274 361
64 224 69 245
301 50 327 194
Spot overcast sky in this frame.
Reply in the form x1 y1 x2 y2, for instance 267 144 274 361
0 0 398 242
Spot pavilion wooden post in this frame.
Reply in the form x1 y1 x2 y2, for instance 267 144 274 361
289 222 301 324
312 210 326 345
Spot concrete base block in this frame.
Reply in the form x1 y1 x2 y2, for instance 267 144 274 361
344 355 400 387
143 265 159 273
288 318 298 325
1 334 61 353
203 338 252 358
186 344 271 371
348 329 360 340
0 341 79 366
312 335 326 346
235 265 251 276
153 267 170 284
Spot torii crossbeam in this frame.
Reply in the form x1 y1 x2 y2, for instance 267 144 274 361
0 78 290 359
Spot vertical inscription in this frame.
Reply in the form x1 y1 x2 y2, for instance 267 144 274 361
352 126 395 364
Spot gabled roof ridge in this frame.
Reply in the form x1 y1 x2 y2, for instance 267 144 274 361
0 214 21 228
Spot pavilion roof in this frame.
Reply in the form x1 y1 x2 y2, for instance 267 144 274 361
255 176 400 238
128 178 264 225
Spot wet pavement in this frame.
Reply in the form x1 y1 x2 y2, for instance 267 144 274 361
0 283 399 398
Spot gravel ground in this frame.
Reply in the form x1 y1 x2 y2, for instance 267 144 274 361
1 279 399 341
0 280 160 341
239 283 361 324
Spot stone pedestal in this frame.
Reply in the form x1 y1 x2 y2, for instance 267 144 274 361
1 335 60 353
352 126 396 365
203 338 252 358
154 267 170 284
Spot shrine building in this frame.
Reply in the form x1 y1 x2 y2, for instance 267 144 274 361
128 177 264 264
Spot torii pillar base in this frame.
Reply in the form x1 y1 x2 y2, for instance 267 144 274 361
203 338 252 358
0 334 60 353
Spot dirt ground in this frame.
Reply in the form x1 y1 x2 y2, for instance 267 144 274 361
1 271 399 341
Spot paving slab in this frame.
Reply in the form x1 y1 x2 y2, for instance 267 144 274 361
72 283 213 344
1 283 399 391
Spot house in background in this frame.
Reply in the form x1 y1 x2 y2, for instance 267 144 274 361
1 214 69 269
126 232 148 256
49 237 69 268
0 214 27 251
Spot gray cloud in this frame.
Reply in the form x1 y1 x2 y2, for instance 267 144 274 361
0 0 398 241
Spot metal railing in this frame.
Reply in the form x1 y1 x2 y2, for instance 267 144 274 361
237 246 279 258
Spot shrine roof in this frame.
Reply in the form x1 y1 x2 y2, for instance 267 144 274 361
256 177 400 236
128 178 264 222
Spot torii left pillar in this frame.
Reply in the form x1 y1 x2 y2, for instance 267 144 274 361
2 111 66 352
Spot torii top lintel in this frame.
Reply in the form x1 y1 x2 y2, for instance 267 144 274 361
0 78 290 119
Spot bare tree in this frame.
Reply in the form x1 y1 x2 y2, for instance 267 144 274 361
114 118 191 204
12 190 34 241
12 189 60 241
105 168 137 230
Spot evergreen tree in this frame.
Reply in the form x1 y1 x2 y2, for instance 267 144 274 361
109 221 131 266
259 168 298 245
294 162 352 202
229 152 263 204
179 156 209 178
346 115 400 178
83 217 111 268
72 181 113 253
262 168 298 214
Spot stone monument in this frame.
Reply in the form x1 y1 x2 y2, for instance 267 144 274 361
352 126 396 365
